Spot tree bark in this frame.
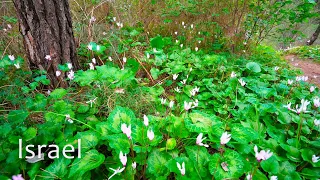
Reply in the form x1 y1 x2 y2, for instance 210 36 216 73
13 0 79 88
306 23 320 46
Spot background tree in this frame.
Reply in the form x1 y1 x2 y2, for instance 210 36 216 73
13 0 79 88
306 0 320 45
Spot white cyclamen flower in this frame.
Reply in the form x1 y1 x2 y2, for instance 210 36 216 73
192 99 198 108
283 102 292 110
169 101 174 108
173 74 179 80
314 97 320 107
180 79 187 85
196 133 209 147
176 162 186 176
87 44 93 50
174 87 181 93
132 162 137 169
86 97 97 107
312 155 319 163
108 167 125 180
8 55 15 61
65 114 73 123
274 66 279 71
121 124 132 139
254 145 273 161
67 70 75 80
108 56 113 61
184 101 192 111
238 78 246 86
67 63 72 69
45 55 51 60
113 17 116 22
220 132 231 145
89 16 96 23
314 119 320 126
246 174 252 180
291 99 310 114
89 63 94 70
195 47 198 52
310 86 315 92
160 98 166 105
147 129 155 141
14 63 20 69
175 31 178 35
119 151 127 166
143 115 149 127
191 24 194 28
270 176 278 180
123 57 127 63
182 21 185 26
92 58 96 64
180 44 183 48
146 53 150 59
230 71 236 78
96 45 100 51
287 79 293 85
56 71 61 77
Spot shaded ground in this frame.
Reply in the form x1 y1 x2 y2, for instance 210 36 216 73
285 55 320 87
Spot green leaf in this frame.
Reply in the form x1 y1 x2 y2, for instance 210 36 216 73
185 146 210 177
260 156 279 174
75 131 99 152
147 149 170 177
150 68 160 80
95 122 109 139
42 157 71 179
107 106 136 133
209 150 247 180
166 138 177 150
8 110 29 124
106 134 131 154
231 124 259 144
246 62 261 73
150 36 164 49
49 88 67 99
68 150 105 178
185 112 221 133
23 127 37 141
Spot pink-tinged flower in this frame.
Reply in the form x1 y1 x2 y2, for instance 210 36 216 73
89 63 94 70
12 174 24 180
254 145 273 161
8 55 15 61
246 174 252 180
184 101 192 111
176 162 185 176
89 16 96 23
220 132 231 145
121 124 131 139
92 58 96 64
310 86 315 92
312 155 319 163
196 133 209 147
132 162 137 169
287 79 293 85
270 176 278 180
119 151 127 166
238 78 246 86
314 119 320 126
14 63 20 69
291 99 310 114
147 129 154 141
169 101 174 108
143 115 149 127
67 70 75 80
45 55 51 60
108 167 125 180
314 97 320 107
173 74 179 80
230 71 236 78
87 44 93 50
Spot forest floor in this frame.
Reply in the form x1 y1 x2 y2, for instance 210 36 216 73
285 54 320 87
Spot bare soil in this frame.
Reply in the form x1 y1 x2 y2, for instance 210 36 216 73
284 55 320 87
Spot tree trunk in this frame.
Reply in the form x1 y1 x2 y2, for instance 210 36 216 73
306 23 320 46
13 0 79 88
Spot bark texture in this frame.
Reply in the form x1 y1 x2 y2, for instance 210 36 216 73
13 0 79 87
306 23 320 46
